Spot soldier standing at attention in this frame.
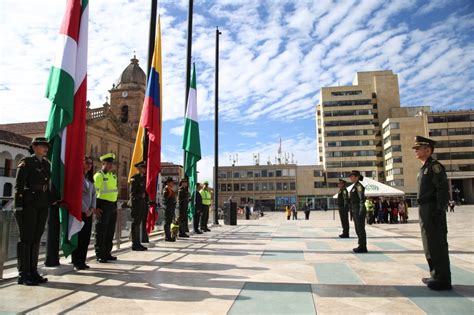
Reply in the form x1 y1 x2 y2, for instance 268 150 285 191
337 179 350 238
163 177 177 242
349 170 368 253
14 137 60 285
199 181 212 232
413 136 452 290
193 182 203 234
94 153 119 263
177 178 190 238
129 161 148 251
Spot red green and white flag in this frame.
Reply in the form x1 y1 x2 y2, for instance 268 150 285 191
44 0 88 257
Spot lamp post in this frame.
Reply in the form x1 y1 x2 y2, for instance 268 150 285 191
214 27 222 225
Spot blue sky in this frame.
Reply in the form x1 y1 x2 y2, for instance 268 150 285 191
1 0 473 183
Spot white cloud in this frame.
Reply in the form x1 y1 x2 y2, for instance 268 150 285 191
239 131 257 138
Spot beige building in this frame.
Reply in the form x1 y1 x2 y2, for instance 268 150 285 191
0 56 147 200
318 70 474 205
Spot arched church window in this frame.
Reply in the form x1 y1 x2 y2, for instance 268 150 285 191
120 105 129 123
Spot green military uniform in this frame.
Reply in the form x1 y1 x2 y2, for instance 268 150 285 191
162 178 177 241
337 183 350 237
349 171 367 252
94 153 119 262
129 162 148 250
415 136 451 289
177 180 190 237
14 137 53 285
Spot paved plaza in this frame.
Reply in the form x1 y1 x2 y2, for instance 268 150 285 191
0 206 473 314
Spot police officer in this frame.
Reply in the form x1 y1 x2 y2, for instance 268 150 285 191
199 181 212 232
129 161 148 251
337 178 350 238
193 182 203 234
349 170 367 253
163 177 177 242
177 178 190 238
14 137 58 285
94 153 119 263
413 136 452 290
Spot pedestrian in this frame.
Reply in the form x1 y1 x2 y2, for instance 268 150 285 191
285 204 291 220
177 178 190 238
398 199 406 223
382 198 390 223
245 204 251 220
163 177 177 242
337 179 350 238
365 198 375 225
304 200 311 220
14 137 60 285
375 198 384 224
199 181 212 232
291 203 297 220
129 161 149 251
193 183 203 234
448 200 455 213
349 170 368 253
94 153 119 263
72 156 97 269
413 135 452 290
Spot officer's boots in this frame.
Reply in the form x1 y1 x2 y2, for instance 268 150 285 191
421 259 434 284
17 242 38 286
30 243 48 283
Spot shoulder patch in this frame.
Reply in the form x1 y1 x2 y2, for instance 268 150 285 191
433 163 442 174
357 185 363 192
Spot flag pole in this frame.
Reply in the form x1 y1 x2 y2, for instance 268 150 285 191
183 0 194 167
213 27 221 225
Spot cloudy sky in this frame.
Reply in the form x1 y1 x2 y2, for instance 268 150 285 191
1 0 473 184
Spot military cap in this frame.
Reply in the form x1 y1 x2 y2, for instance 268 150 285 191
134 161 146 168
31 137 49 146
412 136 436 149
100 153 116 162
349 170 364 180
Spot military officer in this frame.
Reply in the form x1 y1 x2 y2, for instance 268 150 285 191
14 137 58 285
162 177 177 242
177 178 190 238
129 161 148 251
94 153 119 263
337 178 350 238
413 136 452 290
349 170 367 253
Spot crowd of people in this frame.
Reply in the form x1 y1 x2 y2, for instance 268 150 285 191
365 197 409 225
13 137 213 285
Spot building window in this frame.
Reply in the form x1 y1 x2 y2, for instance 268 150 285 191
233 183 240 191
290 182 296 190
247 183 253 191
268 183 274 191
276 170 282 177
247 171 253 177
227 184 232 191
240 183 246 191
120 105 129 123
314 170 323 177
234 172 240 178
220 184 227 192
261 170 268 177
254 170 260 178
268 171 274 177
330 90 363 96
276 182 282 190
314 181 325 188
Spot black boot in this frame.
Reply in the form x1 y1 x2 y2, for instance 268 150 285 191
17 243 38 286
30 243 48 283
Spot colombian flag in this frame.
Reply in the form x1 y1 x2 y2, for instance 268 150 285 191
129 16 162 233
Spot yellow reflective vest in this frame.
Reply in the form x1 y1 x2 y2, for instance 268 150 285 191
200 189 211 206
94 170 118 202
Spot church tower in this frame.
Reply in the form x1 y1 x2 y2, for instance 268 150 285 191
109 56 147 130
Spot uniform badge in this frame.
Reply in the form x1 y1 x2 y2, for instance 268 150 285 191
433 164 442 174
423 168 428 175
357 185 363 192
17 161 26 168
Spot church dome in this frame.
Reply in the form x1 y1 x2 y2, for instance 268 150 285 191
116 56 146 88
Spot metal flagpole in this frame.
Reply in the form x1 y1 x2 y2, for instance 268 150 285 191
213 27 221 225
183 0 194 167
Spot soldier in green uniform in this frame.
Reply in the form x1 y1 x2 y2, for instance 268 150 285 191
129 161 148 251
349 170 368 253
413 136 452 290
337 179 350 238
177 178 190 238
162 177 177 242
14 137 58 285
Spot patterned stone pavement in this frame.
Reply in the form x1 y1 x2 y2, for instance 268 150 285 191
0 206 473 314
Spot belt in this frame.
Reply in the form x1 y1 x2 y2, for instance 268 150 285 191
27 184 48 192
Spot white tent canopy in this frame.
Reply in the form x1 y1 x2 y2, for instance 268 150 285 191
332 177 405 198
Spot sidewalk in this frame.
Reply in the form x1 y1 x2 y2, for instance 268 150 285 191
0 207 473 314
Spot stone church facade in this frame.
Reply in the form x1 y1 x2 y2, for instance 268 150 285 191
0 56 147 200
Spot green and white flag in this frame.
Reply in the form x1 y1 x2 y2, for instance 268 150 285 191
182 63 201 219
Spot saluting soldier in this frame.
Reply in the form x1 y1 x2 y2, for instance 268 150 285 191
348 170 368 253
177 178 190 238
129 161 148 251
162 177 177 242
413 136 452 290
14 137 58 285
337 178 350 238
94 153 119 263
